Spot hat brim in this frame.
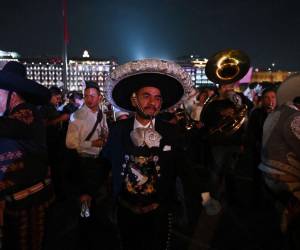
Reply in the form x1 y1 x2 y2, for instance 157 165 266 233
0 71 50 105
277 73 300 106
105 59 192 112
112 73 184 111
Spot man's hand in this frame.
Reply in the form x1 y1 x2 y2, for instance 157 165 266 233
60 113 70 122
91 138 105 147
47 113 70 126
195 121 204 129
80 194 92 208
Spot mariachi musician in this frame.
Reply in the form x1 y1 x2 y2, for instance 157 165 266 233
200 49 253 202
0 61 54 250
99 58 200 250
258 74 300 248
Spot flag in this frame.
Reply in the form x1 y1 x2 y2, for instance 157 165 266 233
63 0 69 44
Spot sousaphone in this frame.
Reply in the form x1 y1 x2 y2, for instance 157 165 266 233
203 49 250 137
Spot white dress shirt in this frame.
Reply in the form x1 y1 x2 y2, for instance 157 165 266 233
190 104 203 121
133 117 155 129
66 104 108 156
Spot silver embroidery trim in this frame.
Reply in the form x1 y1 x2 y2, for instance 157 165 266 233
262 110 281 147
291 116 300 140
104 59 193 112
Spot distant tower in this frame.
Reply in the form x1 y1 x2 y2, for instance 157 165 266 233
83 50 90 58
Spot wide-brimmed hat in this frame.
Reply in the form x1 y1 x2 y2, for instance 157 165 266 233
0 61 50 105
104 59 192 112
277 73 300 106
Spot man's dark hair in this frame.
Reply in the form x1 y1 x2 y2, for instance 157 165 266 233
85 81 100 93
293 96 300 105
49 86 62 96
261 87 276 97
68 91 83 101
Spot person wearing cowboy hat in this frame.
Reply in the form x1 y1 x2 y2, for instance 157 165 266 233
0 61 54 250
258 74 300 248
98 59 200 250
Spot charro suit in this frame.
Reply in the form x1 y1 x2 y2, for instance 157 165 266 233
100 117 185 250
101 117 184 207
0 103 54 250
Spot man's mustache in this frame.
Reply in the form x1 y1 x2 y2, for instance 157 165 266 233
144 105 157 110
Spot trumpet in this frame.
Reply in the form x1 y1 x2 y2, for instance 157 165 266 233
174 105 199 130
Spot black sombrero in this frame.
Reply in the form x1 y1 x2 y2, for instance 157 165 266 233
0 61 50 105
104 59 192 112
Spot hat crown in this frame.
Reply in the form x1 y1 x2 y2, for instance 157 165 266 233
2 61 26 78
105 58 193 112
0 61 51 105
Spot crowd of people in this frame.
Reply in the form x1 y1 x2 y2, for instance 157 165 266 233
0 58 299 250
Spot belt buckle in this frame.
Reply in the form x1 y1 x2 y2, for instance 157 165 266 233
135 203 159 214
141 203 159 213
81 153 97 159
119 199 159 214
134 156 148 165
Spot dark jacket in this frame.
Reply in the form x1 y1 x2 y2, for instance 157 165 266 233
100 117 187 208
0 103 49 197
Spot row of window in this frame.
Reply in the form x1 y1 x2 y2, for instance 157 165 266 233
26 63 213 89
35 77 107 82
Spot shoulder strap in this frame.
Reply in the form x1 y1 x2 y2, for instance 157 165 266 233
85 111 103 141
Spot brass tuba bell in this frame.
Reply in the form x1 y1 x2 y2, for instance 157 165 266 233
202 49 250 138
205 49 250 85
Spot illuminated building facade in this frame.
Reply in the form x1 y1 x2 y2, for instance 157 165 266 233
251 69 293 83
20 57 117 92
67 58 117 92
0 50 20 70
176 55 213 88
1 49 297 92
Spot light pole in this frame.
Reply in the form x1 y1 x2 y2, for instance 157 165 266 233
62 0 69 91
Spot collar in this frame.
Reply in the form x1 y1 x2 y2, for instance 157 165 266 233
134 117 156 129
82 104 102 114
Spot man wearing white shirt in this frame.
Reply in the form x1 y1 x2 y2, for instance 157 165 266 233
66 81 108 207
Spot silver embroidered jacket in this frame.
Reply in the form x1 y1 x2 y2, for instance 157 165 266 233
260 104 300 178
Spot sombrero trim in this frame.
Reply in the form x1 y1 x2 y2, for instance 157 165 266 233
104 59 193 112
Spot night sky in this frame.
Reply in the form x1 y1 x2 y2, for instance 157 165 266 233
1 0 300 70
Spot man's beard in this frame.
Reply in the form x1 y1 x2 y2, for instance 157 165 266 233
136 106 158 120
